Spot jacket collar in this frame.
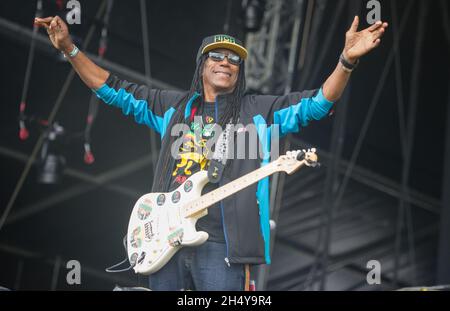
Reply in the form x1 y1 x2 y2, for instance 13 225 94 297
184 91 237 120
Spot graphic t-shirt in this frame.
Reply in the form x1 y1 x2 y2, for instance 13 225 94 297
169 102 225 243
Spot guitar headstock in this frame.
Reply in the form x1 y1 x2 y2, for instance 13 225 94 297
277 148 319 174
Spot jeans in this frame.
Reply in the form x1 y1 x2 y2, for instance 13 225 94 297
148 241 245 291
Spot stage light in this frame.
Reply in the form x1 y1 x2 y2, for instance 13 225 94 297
37 122 66 184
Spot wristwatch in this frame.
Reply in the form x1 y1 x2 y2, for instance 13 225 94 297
340 53 359 73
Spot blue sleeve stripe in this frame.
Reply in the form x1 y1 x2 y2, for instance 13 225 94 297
253 114 273 264
273 87 334 136
161 107 176 139
316 87 334 107
93 83 172 137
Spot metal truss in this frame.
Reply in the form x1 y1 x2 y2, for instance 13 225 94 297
284 0 447 291
0 13 179 226
245 0 305 94
248 0 445 291
245 0 310 290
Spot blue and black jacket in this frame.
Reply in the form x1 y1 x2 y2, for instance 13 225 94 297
94 73 334 265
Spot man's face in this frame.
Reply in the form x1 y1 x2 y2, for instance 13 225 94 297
202 48 240 95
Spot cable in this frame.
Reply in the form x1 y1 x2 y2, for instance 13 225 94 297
18 0 43 141
0 0 108 233
82 0 114 165
105 257 135 273
139 0 158 183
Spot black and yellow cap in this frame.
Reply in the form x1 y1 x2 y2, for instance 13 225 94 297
197 34 248 62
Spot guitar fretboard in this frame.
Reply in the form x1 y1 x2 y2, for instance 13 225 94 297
183 158 306 218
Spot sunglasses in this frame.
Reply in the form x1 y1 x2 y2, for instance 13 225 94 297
208 51 242 66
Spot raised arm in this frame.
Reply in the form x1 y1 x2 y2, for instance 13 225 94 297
34 16 109 90
322 16 388 102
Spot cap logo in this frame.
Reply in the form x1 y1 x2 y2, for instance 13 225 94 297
214 35 236 44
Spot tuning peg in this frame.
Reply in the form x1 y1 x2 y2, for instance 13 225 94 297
296 150 305 161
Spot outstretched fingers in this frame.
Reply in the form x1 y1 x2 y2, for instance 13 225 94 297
372 38 381 49
368 21 383 32
370 23 388 43
348 16 359 33
368 21 388 33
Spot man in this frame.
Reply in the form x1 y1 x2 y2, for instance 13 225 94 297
34 15 388 291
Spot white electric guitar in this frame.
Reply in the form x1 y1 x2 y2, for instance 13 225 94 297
126 149 319 275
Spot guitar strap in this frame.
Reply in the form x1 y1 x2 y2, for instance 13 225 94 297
207 119 235 184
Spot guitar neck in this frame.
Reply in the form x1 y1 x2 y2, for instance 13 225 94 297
183 159 305 218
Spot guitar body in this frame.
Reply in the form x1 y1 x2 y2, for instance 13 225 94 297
125 149 318 275
127 170 210 275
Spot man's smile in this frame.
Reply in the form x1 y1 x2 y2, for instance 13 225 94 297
213 70 232 77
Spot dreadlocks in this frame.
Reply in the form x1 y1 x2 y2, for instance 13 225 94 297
152 53 246 192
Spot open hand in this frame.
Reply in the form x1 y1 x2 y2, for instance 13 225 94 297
343 16 388 63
